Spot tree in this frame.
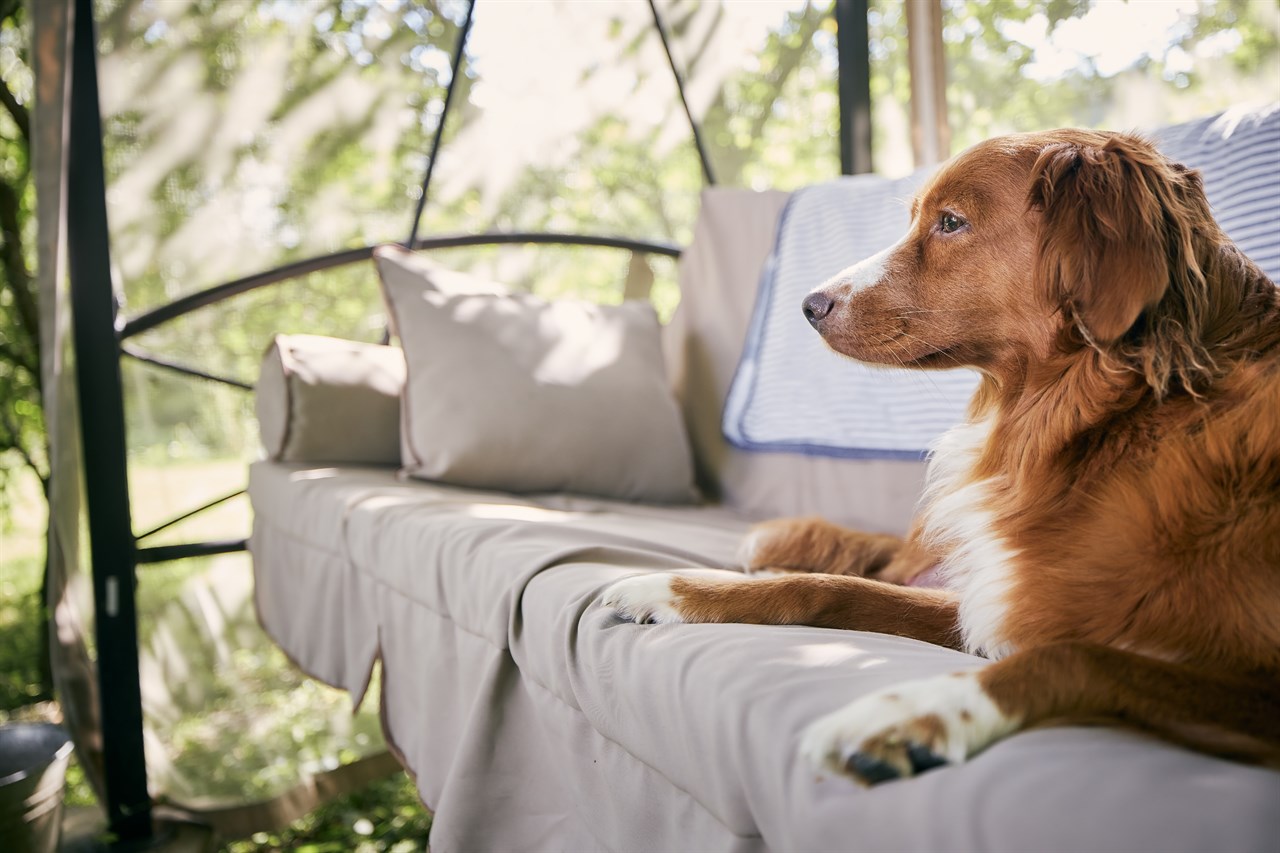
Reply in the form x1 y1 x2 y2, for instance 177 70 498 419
0 0 50 701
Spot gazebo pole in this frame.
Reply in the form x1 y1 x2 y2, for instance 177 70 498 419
836 0 874 174
65 0 152 842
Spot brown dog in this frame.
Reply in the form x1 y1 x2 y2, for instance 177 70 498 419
605 130 1280 784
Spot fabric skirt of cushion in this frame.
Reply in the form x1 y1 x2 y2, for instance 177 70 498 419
249 461 1280 853
249 461 401 704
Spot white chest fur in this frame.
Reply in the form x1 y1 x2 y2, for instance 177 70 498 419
918 417 1019 659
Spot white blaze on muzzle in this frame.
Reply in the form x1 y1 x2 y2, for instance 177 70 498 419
810 239 901 301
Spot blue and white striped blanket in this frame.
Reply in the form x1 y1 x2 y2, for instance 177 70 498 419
1155 104 1280 278
722 103 1280 460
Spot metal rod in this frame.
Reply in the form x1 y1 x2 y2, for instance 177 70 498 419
121 343 254 391
134 488 248 542
410 231 680 256
836 0 873 174
135 539 249 565
66 0 152 840
118 245 375 340
119 233 681 339
405 0 475 249
648 0 717 185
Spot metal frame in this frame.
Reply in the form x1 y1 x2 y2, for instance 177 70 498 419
836 0 874 174
66 0 874 844
648 0 718 185
406 0 476 249
66 0 151 840
121 234 682 344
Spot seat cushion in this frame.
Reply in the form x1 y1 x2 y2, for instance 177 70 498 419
251 463 1280 852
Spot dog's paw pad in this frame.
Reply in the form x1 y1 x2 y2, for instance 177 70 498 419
845 752 902 785
905 744 949 773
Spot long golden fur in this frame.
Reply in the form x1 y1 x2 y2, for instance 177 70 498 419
607 129 1280 782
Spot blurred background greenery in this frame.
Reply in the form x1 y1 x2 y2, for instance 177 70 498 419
3 0 1277 848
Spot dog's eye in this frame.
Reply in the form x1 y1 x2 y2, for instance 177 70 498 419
939 212 966 234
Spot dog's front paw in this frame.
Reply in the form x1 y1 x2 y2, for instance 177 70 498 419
799 671 1017 785
737 518 825 575
602 573 688 624
738 517 899 577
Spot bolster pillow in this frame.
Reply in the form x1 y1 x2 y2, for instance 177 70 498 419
256 334 406 465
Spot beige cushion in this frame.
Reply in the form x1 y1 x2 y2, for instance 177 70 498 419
256 334 405 465
662 188 928 533
374 245 698 503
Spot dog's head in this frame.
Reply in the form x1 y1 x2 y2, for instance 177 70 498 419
804 130 1226 395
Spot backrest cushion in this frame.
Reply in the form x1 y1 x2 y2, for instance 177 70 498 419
376 245 699 504
256 333 405 465
663 189 927 533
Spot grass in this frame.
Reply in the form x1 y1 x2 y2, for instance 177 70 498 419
0 465 431 849
223 773 431 853
0 555 50 709
0 556 98 809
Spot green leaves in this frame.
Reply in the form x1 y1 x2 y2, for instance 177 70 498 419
224 773 432 852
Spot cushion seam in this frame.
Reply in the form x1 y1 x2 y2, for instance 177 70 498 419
518 664 763 841
251 512 349 560
364 571 505 651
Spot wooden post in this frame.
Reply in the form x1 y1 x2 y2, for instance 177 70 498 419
905 0 951 168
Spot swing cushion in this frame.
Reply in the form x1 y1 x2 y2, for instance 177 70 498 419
374 245 699 504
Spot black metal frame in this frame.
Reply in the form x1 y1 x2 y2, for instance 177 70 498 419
836 0 874 175
67 0 151 840
406 1 475 249
648 0 718 185
66 0 872 843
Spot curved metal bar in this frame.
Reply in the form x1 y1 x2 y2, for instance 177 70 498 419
406 0 476 249
648 0 717 186
118 233 682 339
121 343 254 391
119 245 376 340
410 232 681 256
135 539 248 565
134 487 248 542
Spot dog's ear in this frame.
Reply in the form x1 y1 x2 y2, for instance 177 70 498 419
1028 135 1186 345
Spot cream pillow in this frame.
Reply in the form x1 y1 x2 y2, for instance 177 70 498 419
373 245 697 503
256 334 405 465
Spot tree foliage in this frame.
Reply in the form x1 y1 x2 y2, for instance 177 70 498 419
940 0 1280 154
0 0 41 501
0 0 49 701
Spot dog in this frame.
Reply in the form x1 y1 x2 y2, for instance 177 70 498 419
604 129 1280 785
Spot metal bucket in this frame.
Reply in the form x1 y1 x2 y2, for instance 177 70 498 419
0 723 74 853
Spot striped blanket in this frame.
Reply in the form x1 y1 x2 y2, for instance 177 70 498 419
722 103 1279 460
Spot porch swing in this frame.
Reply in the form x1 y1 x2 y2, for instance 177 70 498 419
39 0 877 843
36 0 1280 849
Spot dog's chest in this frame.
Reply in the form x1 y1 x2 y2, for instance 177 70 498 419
919 417 1019 659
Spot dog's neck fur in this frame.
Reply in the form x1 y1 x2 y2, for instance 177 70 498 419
918 251 1278 659
974 247 1278 489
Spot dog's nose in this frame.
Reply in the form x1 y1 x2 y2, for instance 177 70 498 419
802 292 833 327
